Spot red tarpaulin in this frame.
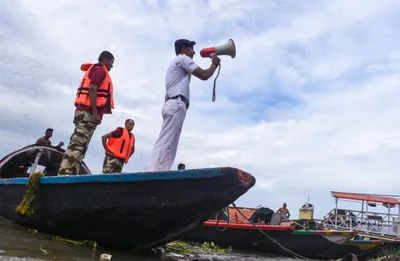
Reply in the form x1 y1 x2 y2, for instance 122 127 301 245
331 191 400 205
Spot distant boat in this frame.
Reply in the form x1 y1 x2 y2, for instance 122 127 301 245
182 206 393 260
0 144 256 251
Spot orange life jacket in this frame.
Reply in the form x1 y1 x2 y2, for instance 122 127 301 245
75 63 115 114
106 128 135 163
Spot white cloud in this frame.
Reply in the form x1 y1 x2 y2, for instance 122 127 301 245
1 0 400 219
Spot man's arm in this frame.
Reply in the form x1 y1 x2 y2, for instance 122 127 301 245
179 55 220 81
88 84 99 116
130 145 135 157
88 67 106 124
191 65 219 81
101 133 112 151
55 141 64 148
102 128 123 156
129 137 135 158
101 133 115 157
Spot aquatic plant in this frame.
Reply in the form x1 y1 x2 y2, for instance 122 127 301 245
367 245 400 261
201 242 233 254
15 171 45 217
53 235 97 250
27 228 98 257
377 246 400 257
39 235 97 258
164 241 232 255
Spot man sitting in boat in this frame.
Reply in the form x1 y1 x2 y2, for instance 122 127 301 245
177 163 185 170
101 119 135 174
276 203 291 218
35 128 64 149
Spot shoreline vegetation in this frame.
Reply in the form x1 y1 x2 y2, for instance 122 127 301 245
20 230 400 261
164 241 233 255
367 247 400 261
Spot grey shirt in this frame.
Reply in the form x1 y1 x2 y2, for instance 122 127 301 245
164 54 199 102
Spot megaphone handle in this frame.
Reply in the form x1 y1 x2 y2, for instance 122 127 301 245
212 64 221 102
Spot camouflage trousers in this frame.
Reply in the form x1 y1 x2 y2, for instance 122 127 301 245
57 110 97 175
102 155 124 174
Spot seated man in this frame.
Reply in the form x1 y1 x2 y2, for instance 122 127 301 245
177 163 185 170
36 128 64 149
277 203 291 218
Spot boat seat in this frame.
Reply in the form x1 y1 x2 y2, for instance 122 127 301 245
270 213 282 225
43 163 60 176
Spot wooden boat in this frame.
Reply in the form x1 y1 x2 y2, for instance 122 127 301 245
183 206 391 260
321 191 400 239
320 191 400 259
0 144 256 251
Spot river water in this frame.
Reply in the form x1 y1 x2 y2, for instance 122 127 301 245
0 218 293 261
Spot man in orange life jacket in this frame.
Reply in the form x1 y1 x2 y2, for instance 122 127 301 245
101 119 136 174
57 51 115 175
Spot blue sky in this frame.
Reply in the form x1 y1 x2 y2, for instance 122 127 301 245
1 0 400 219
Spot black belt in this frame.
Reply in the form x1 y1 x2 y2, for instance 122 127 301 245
167 95 190 109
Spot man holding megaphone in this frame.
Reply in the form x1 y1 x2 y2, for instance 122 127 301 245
145 39 221 172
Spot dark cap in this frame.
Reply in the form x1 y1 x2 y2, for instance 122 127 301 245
175 39 196 48
174 39 196 55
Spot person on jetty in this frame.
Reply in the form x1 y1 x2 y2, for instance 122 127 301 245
277 203 290 218
101 119 136 174
36 128 64 149
57 51 115 176
145 39 221 172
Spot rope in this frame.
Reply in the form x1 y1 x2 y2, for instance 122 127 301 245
215 207 230 232
15 171 45 217
230 202 313 260
212 64 221 102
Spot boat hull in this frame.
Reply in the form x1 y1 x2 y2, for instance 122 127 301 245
0 167 255 251
183 220 296 251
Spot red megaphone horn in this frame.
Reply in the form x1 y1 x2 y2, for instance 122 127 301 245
200 39 236 59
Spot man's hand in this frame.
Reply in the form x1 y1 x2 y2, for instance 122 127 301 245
105 149 114 157
192 55 221 81
212 55 221 66
57 141 64 148
92 113 102 125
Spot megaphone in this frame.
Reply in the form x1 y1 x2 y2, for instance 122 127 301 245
199 39 236 103
200 39 236 59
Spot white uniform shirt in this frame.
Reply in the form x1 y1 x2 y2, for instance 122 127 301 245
164 54 199 102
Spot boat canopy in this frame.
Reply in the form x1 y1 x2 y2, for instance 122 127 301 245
331 191 400 205
0 144 91 179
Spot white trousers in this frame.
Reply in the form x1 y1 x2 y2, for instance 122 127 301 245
145 99 187 172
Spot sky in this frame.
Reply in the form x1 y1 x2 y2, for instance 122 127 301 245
1 0 400 219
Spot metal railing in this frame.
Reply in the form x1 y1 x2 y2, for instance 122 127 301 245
321 208 400 237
